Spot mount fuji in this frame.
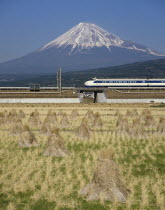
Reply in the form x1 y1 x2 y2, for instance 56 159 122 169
0 22 164 74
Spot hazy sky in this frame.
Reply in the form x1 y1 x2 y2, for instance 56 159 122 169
0 0 165 63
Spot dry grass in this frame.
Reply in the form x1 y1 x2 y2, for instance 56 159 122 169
0 104 165 209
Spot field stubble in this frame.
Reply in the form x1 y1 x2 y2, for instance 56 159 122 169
0 104 165 209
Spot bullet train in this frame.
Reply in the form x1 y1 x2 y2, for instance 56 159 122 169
85 78 165 88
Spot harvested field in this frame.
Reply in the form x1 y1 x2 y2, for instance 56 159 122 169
0 103 165 209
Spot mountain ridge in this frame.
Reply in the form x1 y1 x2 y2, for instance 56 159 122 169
0 22 164 74
0 58 165 87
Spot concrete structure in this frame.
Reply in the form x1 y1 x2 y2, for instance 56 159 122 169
0 97 164 104
107 99 165 103
0 98 80 103
96 92 107 103
78 88 107 103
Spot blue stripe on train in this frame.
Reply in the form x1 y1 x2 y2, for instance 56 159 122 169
85 85 165 87
93 81 165 83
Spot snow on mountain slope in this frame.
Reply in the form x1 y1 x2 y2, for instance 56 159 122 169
0 22 164 74
39 22 163 56
40 23 124 52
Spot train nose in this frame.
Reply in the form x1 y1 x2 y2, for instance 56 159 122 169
85 81 89 86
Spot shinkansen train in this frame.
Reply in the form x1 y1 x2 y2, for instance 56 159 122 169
85 78 165 88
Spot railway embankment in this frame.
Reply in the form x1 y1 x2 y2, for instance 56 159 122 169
0 89 165 103
107 89 165 99
0 98 80 103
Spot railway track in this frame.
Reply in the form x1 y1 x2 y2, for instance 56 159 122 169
1 86 165 91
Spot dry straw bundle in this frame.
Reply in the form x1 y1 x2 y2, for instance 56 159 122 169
139 111 156 128
17 110 26 118
18 125 39 147
132 109 138 116
41 119 53 135
57 110 64 116
0 112 5 118
8 109 17 118
126 109 139 117
157 117 165 133
139 109 154 125
28 112 42 128
144 116 156 128
9 116 22 126
43 128 69 157
10 121 24 135
34 109 40 117
47 109 57 118
4 110 19 124
0 117 4 126
132 118 140 126
70 109 79 120
85 110 95 120
44 113 57 125
47 109 52 116
79 149 129 202
141 109 152 116
60 113 70 128
0 112 5 125
81 117 88 125
92 112 103 128
3 110 8 118
75 123 90 140
114 109 122 117
125 109 132 117
116 117 129 132
159 117 165 124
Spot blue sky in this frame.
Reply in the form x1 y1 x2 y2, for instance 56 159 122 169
0 0 165 63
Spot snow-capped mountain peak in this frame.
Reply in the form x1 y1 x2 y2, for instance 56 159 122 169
0 22 164 74
39 22 163 57
40 22 124 52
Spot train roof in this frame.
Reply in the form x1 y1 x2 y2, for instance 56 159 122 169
92 78 165 81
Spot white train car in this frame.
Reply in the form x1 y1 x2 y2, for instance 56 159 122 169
85 78 165 88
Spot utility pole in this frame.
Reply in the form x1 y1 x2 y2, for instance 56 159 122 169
59 67 62 94
56 68 62 95
57 70 59 89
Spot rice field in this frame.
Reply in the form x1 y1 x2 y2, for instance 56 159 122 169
0 103 165 210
